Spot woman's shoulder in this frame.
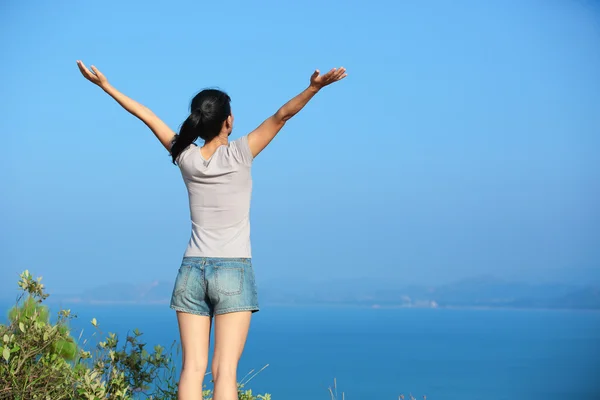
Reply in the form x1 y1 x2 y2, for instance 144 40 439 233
224 135 253 166
175 143 198 165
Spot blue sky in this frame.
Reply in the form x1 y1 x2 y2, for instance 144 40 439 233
1 0 599 295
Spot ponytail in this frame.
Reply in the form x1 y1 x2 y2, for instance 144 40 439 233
171 89 232 164
170 110 203 164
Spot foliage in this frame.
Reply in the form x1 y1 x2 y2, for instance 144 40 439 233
0 270 270 400
0 270 420 399
0 271 78 399
8 295 78 362
327 378 426 400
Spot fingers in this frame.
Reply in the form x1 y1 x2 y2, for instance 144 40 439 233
76 60 100 83
76 60 94 80
76 60 88 76
90 65 102 78
312 66 347 83
333 67 346 81
324 67 346 84
323 68 337 80
77 60 90 75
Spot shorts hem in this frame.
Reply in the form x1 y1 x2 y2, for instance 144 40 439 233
214 306 260 316
170 305 211 317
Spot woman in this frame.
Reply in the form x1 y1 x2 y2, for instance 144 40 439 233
76 60 346 400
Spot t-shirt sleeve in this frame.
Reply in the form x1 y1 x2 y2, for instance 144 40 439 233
229 135 254 166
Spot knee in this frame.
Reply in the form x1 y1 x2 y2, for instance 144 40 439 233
182 358 208 376
211 360 237 383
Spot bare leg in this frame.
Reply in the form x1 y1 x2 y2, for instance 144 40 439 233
211 311 252 400
176 312 211 400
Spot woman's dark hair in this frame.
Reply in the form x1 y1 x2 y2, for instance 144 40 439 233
170 89 231 163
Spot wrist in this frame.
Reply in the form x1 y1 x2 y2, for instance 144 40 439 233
101 83 113 93
307 85 321 94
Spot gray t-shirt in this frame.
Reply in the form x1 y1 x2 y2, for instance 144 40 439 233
176 135 253 258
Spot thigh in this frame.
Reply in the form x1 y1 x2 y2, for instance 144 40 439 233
170 258 212 317
205 258 260 315
177 312 212 370
213 311 252 364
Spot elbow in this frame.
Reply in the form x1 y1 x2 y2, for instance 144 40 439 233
274 109 293 123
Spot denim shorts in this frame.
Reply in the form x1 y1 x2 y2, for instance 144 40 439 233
170 257 259 317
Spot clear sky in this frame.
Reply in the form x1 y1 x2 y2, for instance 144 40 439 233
1 0 599 295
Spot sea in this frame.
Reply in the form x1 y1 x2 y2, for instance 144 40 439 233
4 303 600 399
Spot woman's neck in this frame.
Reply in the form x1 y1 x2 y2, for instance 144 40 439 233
200 134 229 159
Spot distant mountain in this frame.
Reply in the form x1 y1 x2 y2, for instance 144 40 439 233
420 275 581 308
45 275 600 310
538 286 600 310
260 275 600 310
49 281 172 304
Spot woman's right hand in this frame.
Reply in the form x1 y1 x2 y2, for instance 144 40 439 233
248 66 348 158
76 60 110 89
309 67 347 91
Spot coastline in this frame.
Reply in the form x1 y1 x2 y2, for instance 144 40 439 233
25 299 600 313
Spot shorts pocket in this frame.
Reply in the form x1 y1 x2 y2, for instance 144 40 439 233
215 265 244 296
173 265 192 296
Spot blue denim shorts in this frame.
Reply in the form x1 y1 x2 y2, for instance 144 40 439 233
170 257 259 317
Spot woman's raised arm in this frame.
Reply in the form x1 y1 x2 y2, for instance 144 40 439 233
247 67 347 158
76 60 176 151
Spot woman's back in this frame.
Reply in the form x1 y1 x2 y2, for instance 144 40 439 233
177 136 254 258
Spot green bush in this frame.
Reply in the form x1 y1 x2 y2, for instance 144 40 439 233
0 271 422 399
0 270 270 400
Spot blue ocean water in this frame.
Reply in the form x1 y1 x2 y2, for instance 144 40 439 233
5 303 600 399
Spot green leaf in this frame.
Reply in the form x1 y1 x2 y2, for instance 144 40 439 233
19 322 25 333
43 331 49 341
91 318 97 327
2 334 8 343
2 346 9 361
